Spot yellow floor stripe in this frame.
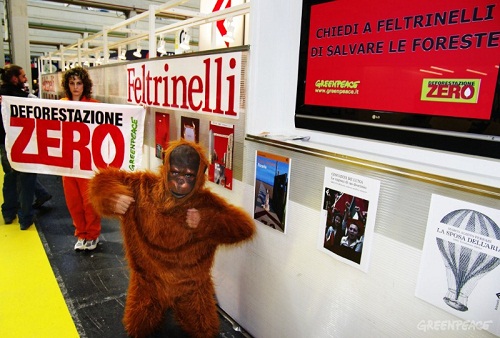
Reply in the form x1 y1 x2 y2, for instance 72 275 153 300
0 174 79 338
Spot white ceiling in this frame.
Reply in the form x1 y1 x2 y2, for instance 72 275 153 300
3 0 201 57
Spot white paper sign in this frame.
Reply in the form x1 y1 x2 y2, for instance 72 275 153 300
2 96 145 178
416 194 500 336
317 167 381 272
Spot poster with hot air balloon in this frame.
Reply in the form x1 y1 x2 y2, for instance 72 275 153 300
416 194 500 336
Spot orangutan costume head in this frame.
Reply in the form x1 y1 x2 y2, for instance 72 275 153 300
164 142 203 199
158 140 209 202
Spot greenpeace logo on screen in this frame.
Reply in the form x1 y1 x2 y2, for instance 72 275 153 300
315 79 360 95
421 79 480 103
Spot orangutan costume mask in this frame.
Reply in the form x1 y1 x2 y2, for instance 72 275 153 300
167 144 199 198
89 139 256 338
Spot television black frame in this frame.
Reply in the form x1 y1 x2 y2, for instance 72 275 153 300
295 0 500 159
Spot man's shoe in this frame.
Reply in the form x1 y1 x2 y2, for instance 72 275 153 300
20 223 33 230
84 237 99 251
74 238 86 251
33 195 52 209
4 216 15 224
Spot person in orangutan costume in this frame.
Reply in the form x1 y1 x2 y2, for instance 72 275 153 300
89 139 256 338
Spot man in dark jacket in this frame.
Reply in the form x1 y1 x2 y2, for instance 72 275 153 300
0 64 50 229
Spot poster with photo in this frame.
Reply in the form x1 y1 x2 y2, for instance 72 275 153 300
155 112 170 159
253 151 291 233
318 167 380 272
180 116 200 143
208 121 234 190
416 194 500 336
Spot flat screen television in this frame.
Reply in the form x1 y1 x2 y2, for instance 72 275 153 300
295 0 500 159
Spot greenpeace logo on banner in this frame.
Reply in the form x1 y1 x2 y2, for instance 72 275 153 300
2 96 145 179
315 79 360 89
129 117 139 171
127 52 242 118
421 79 480 103
314 79 360 95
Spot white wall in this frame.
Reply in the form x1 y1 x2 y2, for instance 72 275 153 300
211 1 500 337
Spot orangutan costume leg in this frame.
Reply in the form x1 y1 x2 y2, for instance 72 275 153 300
173 281 220 337
122 272 167 337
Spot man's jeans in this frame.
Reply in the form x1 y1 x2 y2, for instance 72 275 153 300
1 145 36 227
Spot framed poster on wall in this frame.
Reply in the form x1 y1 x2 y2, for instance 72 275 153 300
317 167 380 272
155 112 170 159
253 151 291 233
180 116 200 143
295 0 500 158
208 121 234 190
416 194 500 336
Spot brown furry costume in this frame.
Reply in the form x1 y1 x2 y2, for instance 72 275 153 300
89 139 255 338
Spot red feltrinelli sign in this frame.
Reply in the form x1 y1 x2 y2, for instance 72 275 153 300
127 51 243 118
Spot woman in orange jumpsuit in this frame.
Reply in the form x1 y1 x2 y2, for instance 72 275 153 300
60 67 101 250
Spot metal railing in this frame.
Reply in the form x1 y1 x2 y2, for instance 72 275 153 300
38 1 250 73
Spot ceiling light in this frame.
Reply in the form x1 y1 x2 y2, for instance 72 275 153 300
94 53 102 65
179 30 190 51
119 47 127 60
157 37 167 56
133 42 142 58
223 17 235 43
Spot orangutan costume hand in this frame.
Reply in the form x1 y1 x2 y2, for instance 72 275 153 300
112 194 135 214
89 139 256 338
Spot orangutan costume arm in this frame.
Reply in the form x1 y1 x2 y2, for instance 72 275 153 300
88 167 136 217
189 190 256 243
89 139 256 338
